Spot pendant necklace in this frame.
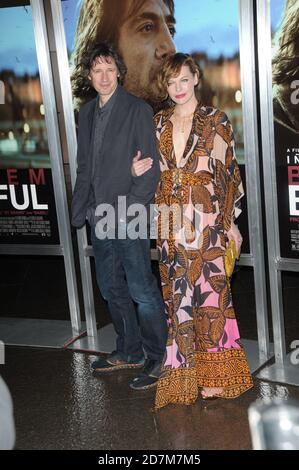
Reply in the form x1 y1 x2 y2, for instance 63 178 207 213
174 111 195 133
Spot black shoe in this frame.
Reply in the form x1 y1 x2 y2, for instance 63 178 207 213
130 358 163 390
130 374 159 390
91 351 144 372
142 358 163 377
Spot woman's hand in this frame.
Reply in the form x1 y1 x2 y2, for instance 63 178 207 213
227 221 243 253
131 150 153 177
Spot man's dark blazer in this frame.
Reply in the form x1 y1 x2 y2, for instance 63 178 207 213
71 86 160 228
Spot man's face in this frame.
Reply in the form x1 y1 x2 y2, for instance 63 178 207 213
88 56 119 102
118 0 176 104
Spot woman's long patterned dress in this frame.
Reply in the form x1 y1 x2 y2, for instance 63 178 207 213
154 104 253 409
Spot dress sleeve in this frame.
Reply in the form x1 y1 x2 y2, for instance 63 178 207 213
214 112 244 232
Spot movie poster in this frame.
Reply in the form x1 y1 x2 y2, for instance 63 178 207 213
62 0 250 251
271 0 299 258
0 3 59 244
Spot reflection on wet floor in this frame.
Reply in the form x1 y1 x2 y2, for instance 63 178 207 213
1 347 299 450
257 381 290 400
1 256 299 449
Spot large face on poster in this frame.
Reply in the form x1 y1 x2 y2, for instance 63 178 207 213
0 4 59 244
271 0 299 258
64 0 243 160
63 0 250 251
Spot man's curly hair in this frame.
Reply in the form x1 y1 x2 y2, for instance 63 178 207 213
71 0 174 109
272 0 299 85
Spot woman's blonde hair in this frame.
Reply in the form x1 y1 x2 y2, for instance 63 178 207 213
156 53 203 100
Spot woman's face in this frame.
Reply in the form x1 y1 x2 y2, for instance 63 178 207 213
166 64 198 105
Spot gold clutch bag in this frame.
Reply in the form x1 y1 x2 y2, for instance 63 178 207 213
224 240 240 278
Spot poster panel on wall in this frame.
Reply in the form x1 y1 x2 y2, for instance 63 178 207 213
0 3 60 244
271 0 299 258
62 0 249 251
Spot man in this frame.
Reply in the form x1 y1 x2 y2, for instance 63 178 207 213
71 0 176 111
272 0 299 257
272 0 299 138
71 42 167 390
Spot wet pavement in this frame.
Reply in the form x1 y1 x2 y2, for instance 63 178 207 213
1 345 299 450
1 255 299 450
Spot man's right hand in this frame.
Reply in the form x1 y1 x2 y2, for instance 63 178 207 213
131 150 153 177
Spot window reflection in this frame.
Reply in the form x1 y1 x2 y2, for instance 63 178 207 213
0 5 50 169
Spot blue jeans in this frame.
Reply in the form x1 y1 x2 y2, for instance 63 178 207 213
91 229 167 362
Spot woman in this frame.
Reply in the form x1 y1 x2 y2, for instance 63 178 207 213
132 53 253 409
